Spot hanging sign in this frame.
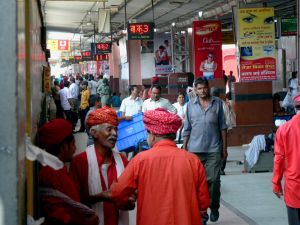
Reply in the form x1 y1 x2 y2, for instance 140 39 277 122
281 18 297 36
91 43 112 54
128 22 155 40
74 56 82 63
238 7 276 81
47 40 70 52
81 51 93 61
95 54 109 61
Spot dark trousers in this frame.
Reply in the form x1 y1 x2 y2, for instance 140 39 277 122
54 100 64 118
64 110 78 130
195 152 222 210
79 107 89 131
287 206 300 225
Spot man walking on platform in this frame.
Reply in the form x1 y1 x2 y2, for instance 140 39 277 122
183 77 227 223
103 108 210 225
70 106 130 225
272 94 300 225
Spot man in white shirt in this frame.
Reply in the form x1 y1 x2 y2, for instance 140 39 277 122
119 85 143 121
59 80 76 130
88 74 98 106
69 76 79 111
142 85 177 113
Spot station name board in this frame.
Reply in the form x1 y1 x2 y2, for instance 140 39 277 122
95 54 109 61
91 42 112 54
127 22 154 40
81 51 93 61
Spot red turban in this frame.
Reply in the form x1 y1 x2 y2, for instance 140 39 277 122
39 119 72 149
143 108 182 135
86 106 118 128
293 94 300 106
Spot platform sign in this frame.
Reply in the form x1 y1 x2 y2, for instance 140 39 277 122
91 43 112 54
95 54 109 61
238 8 276 81
281 18 297 36
81 51 93 61
128 22 155 40
74 55 82 63
193 20 223 79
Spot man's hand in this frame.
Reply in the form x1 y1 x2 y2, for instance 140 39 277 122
222 148 228 160
125 116 132 121
273 191 283 199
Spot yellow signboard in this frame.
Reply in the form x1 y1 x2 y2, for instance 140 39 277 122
238 8 276 81
47 40 70 52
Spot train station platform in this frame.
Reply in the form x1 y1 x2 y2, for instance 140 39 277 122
74 134 288 225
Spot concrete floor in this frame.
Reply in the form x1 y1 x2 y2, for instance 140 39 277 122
74 133 288 225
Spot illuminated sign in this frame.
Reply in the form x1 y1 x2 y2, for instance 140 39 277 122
95 54 109 61
81 51 93 61
127 22 154 40
281 18 297 36
92 43 112 54
74 56 82 62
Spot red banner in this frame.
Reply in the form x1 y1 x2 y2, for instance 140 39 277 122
240 57 276 81
193 21 223 79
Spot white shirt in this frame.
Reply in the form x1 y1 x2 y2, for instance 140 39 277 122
142 97 177 113
59 87 72 110
172 102 187 120
69 83 79 99
119 96 143 116
88 80 98 95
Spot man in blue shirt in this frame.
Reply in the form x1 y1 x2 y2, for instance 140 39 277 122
183 77 227 223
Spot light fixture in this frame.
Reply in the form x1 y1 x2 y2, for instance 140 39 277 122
171 22 176 27
122 29 127 34
181 31 186 34
87 22 92 26
198 11 203 18
187 28 192 33
88 11 91 15
154 28 157 32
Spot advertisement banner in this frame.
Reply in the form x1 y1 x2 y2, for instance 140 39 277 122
47 40 70 52
153 33 172 75
238 8 276 81
193 21 223 79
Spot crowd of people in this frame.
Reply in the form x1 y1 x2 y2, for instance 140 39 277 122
39 72 300 225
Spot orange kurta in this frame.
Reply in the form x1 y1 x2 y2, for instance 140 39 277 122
272 114 300 208
111 139 210 225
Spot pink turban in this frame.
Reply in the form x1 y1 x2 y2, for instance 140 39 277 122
86 106 118 128
39 119 73 149
293 94 300 106
143 108 182 135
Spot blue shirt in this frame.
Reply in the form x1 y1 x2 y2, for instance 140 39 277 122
183 96 227 153
111 95 121 107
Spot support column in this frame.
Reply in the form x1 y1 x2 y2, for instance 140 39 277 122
109 43 121 93
0 0 27 224
128 40 142 85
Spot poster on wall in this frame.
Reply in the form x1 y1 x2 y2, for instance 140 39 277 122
193 21 223 79
238 8 276 81
153 33 172 75
47 40 70 52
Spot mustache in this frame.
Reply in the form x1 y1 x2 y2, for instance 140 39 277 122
107 136 117 141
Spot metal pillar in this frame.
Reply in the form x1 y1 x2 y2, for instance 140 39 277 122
171 27 190 73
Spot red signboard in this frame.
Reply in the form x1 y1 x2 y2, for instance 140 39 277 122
81 51 93 61
74 56 82 61
128 22 154 40
91 43 112 54
193 21 223 79
95 54 109 61
57 40 69 51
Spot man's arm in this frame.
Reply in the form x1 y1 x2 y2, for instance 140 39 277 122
165 99 177 113
218 101 228 160
182 104 191 150
221 129 227 160
272 128 285 198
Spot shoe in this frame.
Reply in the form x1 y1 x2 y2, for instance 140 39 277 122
210 209 219 222
220 170 226 175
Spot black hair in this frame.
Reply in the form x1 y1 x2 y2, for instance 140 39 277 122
44 134 74 156
177 91 185 98
151 84 162 92
194 77 209 88
54 80 59 85
292 71 297 79
129 85 138 93
147 131 176 140
64 80 70 87
273 93 281 101
82 81 88 86
159 45 165 50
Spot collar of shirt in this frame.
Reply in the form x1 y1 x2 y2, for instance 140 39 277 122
94 147 116 166
193 96 216 104
149 98 161 103
152 139 177 149
129 96 140 101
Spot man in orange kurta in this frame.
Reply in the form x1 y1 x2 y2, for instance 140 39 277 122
109 108 210 225
272 94 300 225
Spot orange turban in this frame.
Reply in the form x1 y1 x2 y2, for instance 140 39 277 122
38 119 73 149
86 106 118 128
143 108 182 135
